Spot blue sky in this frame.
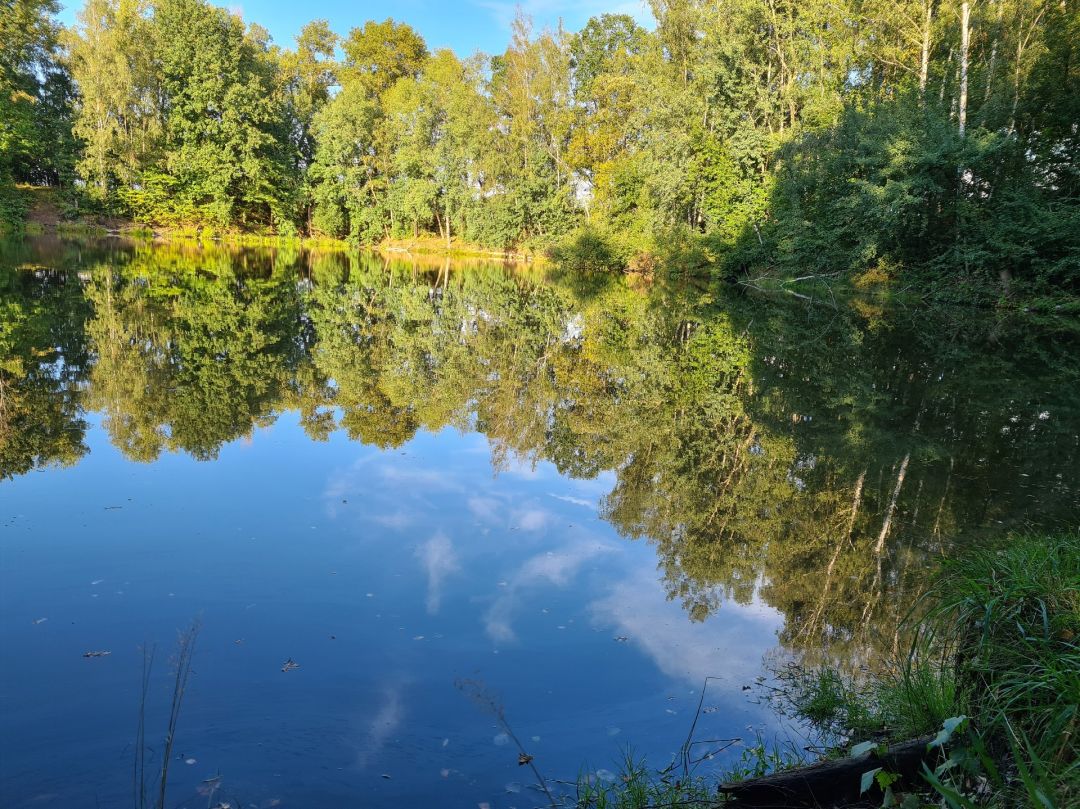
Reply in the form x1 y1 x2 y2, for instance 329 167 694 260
58 0 654 55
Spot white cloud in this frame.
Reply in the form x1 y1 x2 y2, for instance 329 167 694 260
590 569 783 687
484 539 615 642
513 507 551 532
354 682 404 769
379 464 466 492
468 496 502 522
549 493 595 508
373 511 416 531
416 531 460 615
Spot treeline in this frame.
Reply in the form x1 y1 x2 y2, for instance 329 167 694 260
1 0 1078 291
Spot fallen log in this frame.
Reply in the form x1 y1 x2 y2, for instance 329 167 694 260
717 736 937 808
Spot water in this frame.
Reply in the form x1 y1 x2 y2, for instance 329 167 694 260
1 237 1078 807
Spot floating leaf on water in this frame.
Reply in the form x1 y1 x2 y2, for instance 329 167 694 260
702 706 719 714
614 636 628 642
32 618 47 625
381 773 391 779
83 650 110 658
281 658 300 672
517 753 533 766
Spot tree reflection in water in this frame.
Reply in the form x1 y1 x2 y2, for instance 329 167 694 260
2 238 1077 670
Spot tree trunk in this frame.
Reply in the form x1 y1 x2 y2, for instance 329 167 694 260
718 737 938 808
959 1 970 136
920 0 933 94
984 0 1002 103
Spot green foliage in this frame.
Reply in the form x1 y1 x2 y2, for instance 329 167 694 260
925 532 1080 804
153 0 295 228
3 0 1073 288
767 99 1080 293
0 182 29 232
773 666 880 743
549 227 624 274
1 0 75 193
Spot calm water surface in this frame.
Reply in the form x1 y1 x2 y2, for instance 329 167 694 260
1 238 1078 807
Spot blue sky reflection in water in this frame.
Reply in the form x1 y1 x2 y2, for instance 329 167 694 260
1 415 780 807
1 238 1078 807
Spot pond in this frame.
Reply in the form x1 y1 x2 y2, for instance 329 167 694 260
1 237 1078 808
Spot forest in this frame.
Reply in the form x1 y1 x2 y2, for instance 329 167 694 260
1 0 1077 295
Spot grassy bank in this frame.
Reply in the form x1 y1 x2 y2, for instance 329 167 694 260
6 188 541 261
577 532 1078 808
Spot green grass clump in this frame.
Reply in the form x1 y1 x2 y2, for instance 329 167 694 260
574 741 806 809
574 751 714 809
926 531 1079 805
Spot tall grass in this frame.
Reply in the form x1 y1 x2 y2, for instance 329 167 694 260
924 531 1079 806
134 619 200 809
573 740 806 809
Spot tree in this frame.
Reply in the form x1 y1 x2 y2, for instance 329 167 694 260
382 50 493 246
280 19 338 169
0 0 74 195
341 18 428 100
151 0 296 228
308 82 380 239
65 0 161 200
